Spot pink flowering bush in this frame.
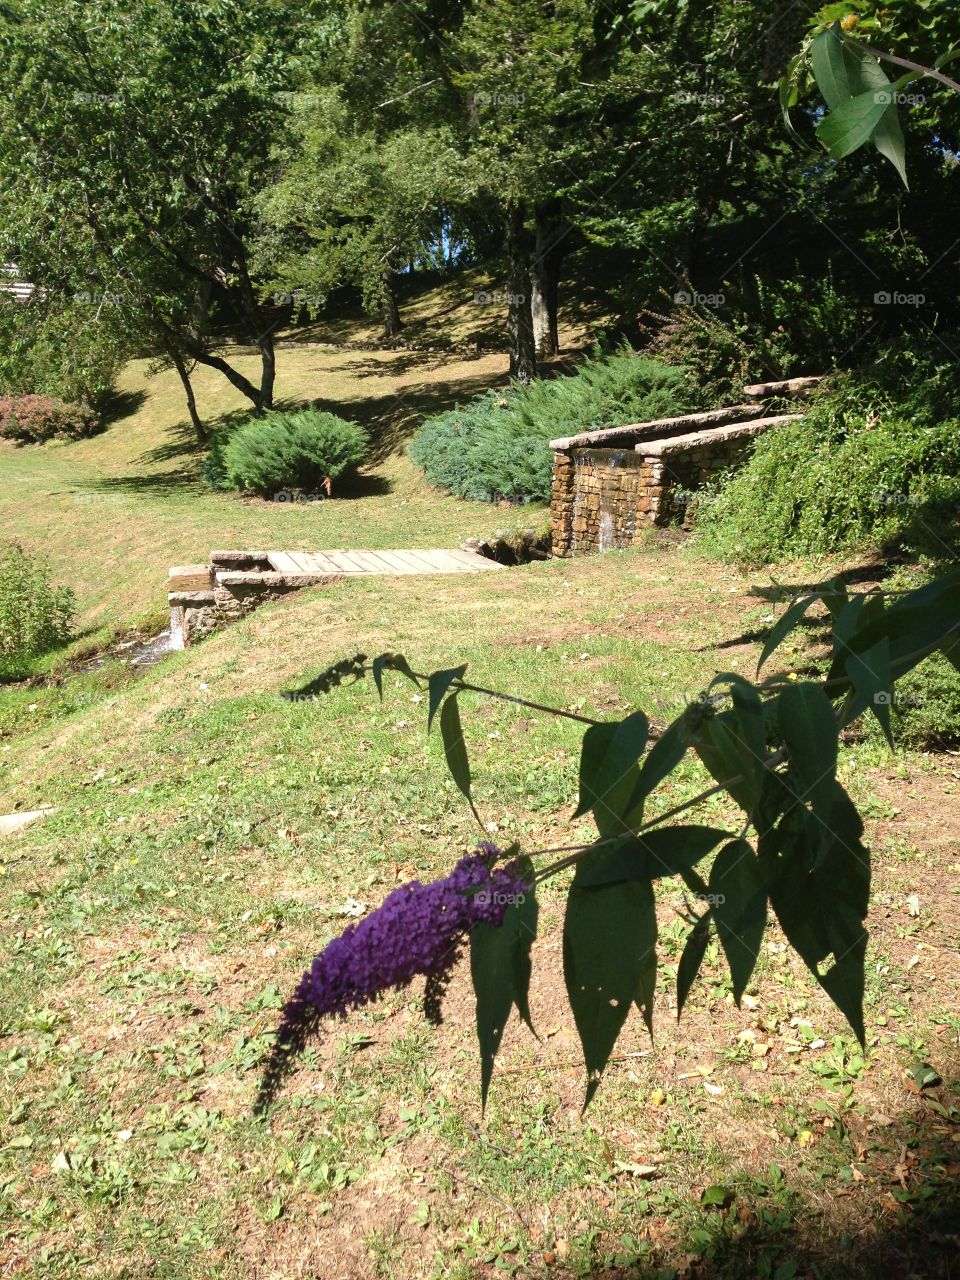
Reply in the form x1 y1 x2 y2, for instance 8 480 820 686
0 394 100 444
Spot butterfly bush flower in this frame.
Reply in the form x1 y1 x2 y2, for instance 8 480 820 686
256 845 527 1110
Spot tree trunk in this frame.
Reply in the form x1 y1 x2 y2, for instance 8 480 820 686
168 345 206 444
531 200 566 358
381 269 403 339
504 201 536 384
258 334 276 412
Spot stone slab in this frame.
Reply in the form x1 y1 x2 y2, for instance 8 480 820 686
633 414 800 457
549 405 758 451
0 808 56 836
743 375 824 398
210 550 270 566
168 589 216 605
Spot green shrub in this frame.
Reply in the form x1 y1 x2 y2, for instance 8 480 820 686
698 342 960 564
409 348 701 503
866 652 960 750
643 306 755 402
213 409 368 497
0 543 74 672
0 394 100 444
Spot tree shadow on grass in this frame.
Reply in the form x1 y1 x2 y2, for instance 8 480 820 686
606 1060 960 1278
84 467 206 497
85 357 506 496
135 420 207 468
311 366 509 465
97 387 148 427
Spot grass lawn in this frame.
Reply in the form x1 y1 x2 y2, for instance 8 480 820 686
1 539 958 1279
0 342 537 641
0 322 958 1278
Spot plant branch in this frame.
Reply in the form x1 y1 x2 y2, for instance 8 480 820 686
843 35 960 95
390 666 604 727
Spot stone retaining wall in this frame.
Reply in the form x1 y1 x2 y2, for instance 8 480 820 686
551 414 796 557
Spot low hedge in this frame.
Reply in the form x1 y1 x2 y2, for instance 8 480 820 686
409 348 702 504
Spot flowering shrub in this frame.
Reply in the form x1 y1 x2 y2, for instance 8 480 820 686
257 847 532 1110
0 394 100 444
262 571 960 1111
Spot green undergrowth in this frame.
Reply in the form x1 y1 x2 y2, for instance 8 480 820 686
698 343 960 565
409 348 702 504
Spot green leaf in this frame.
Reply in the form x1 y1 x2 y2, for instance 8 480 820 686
573 710 649 836
428 664 467 728
698 677 768 812
827 574 960 683
842 42 911 186
623 710 693 823
869 95 908 187
842 636 893 745
701 1183 733 1208
816 87 890 159
563 880 657 1107
676 912 711 1016
779 52 813 148
511 864 539 1036
439 694 471 802
776 683 838 842
710 840 767 1005
811 26 853 109
470 865 538 1108
573 826 729 888
767 783 870 1043
694 712 763 813
820 577 849 625
941 635 960 676
757 595 816 673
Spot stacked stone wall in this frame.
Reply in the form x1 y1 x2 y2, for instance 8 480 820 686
551 435 755 557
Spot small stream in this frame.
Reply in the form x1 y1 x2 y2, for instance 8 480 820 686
83 624 182 676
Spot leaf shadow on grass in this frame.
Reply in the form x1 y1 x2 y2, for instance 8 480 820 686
696 561 897 655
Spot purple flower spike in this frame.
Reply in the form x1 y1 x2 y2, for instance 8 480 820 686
255 848 528 1111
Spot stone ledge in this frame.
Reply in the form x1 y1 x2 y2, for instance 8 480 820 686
634 413 799 458
743 375 824 399
549 404 758 451
217 570 342 589
168 589 216 606
210 550 270 567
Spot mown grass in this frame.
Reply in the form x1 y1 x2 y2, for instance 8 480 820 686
1 543 958 1279
1 299 958 1277
0 342 541 643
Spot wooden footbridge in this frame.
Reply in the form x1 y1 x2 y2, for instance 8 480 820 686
167 545 501 645
262 547 501 579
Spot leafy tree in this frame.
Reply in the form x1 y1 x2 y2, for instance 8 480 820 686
0 0 306 434
256 91 468 339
